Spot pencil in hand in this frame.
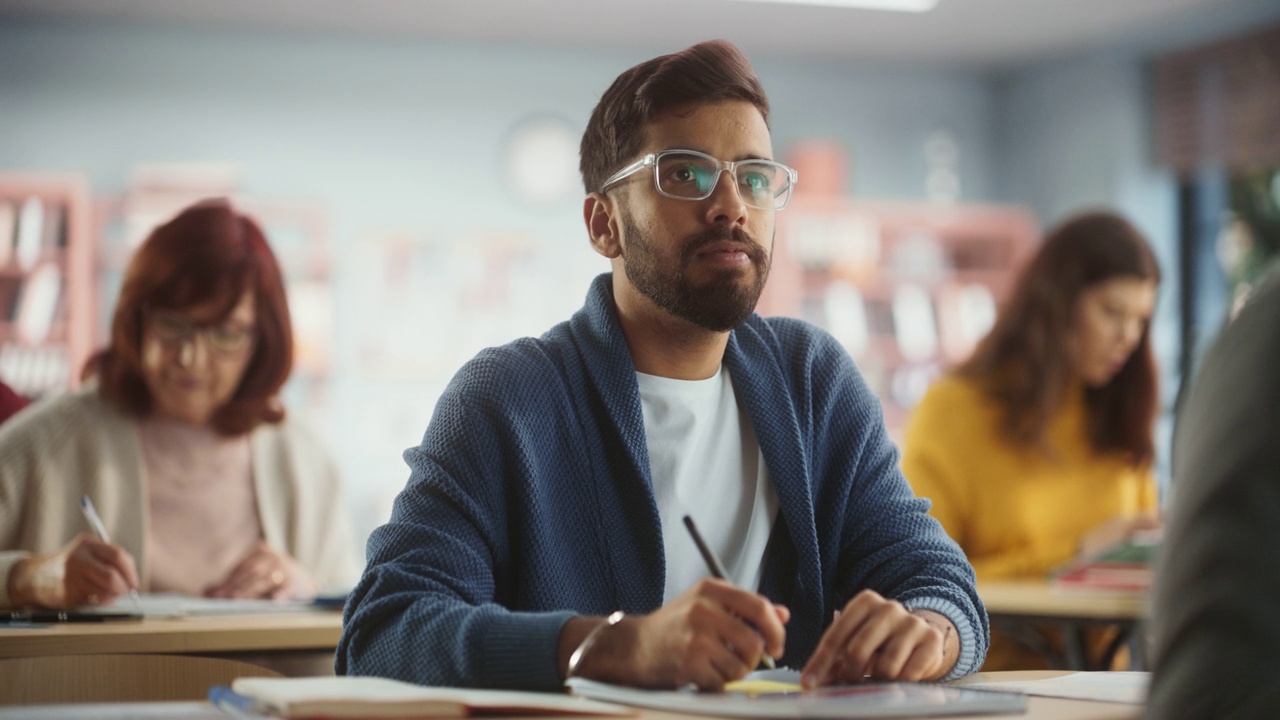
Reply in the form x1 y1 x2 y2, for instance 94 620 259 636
682 514 778 670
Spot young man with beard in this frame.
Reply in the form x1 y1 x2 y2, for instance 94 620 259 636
338 40 986 691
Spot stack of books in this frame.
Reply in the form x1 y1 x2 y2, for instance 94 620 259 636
1051 533 1159 592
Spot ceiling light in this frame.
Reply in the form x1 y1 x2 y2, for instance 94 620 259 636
732 0 938 11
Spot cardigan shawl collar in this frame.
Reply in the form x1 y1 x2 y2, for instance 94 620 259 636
564 274 824 649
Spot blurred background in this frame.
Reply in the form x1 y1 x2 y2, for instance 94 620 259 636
1 0 1278 547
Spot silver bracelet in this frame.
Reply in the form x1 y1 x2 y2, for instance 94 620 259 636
566 610 625 679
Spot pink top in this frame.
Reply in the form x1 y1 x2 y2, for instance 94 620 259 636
137 416 261 595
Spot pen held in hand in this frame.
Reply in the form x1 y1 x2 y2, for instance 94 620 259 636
79 494 143 607
682 514 777 671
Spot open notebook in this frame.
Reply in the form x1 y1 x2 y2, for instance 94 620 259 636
222 677 634 719
77 593 327 618
567 669 1027 719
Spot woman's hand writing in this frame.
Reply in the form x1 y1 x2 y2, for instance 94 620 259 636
7 533 139 608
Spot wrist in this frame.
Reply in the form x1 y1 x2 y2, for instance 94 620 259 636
7 556 39 607
910 609 959 678
564 611 627 682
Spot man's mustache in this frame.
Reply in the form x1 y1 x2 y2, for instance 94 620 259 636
681 226 767 265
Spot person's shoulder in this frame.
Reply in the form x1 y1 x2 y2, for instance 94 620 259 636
0 387 119 459
449 324 579 400
0 387 117 438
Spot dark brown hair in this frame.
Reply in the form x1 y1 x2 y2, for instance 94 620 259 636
84 199 293 435
959 211 1161 466
579 39 770 194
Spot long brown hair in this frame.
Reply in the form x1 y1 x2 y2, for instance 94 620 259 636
579 39 770 194
959 211 1161 466
84 199 293 435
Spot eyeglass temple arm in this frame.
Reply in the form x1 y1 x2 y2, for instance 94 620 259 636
599 156 652 192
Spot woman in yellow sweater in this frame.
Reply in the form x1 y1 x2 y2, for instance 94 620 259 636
901 210 1161 668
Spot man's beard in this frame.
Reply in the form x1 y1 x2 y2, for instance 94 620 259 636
620 214 771 332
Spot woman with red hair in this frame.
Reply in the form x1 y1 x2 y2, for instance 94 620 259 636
0 199 355 609
901 210 1163 669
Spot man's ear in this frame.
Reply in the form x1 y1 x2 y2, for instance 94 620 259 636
584 193 622 259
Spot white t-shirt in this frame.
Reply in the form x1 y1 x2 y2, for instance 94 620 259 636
636 365 779 604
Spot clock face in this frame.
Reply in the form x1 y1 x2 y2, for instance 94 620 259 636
502 117 581 208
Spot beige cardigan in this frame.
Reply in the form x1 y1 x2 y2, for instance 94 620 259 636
0 388 360 607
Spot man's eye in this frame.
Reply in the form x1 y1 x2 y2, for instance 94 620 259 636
742 173 770 192
671 166 698 183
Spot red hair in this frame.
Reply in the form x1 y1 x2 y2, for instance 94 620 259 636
84 199 293 435
959 211 1161 466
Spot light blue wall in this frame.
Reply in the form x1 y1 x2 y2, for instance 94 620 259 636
0 19 1000 541
3 6 1273 540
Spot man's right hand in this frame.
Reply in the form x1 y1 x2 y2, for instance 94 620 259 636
7 533 140 608
561 578 789 690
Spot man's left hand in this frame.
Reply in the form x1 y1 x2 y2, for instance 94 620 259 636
801 590 958 687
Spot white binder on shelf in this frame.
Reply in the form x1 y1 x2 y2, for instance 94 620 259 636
15 196 44 271
15 262 62 346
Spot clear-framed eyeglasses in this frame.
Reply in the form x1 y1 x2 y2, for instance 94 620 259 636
600 149 799 210
145 309 257 355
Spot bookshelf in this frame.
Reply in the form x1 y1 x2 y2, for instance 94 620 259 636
759 197 1039 435
0 172 95 398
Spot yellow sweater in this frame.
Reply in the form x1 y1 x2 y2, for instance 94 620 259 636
900 374 1157 581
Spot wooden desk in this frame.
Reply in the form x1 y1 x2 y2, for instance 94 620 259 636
978 581 1147 622
978 581 1148 671
950 670 1142 719
0 672 1144 720
0 611 342 659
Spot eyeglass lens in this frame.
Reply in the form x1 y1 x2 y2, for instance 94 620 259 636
655 152 790 208
150 312 254 354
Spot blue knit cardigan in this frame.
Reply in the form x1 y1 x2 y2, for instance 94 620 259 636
337 273 987 689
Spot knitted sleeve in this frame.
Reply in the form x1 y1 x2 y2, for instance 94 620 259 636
807 331 989 680
899 380 972 547
336 347 575 691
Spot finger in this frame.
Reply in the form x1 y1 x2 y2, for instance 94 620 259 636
716 612 769 669
683 591 768 670
210 542 273 593
699 581 787 657
214 569 271 599
695 636 751 691
869 618 935 680
896 632 946 682
841 609 900 682
75 551 132 598
85 541 140 591
210 551 275 597
774 604 791 625
802 592 881 687
224 550 272 588
219 568 274 599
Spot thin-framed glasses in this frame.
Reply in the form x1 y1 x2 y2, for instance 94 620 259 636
146 309 257 355
601 149 799 210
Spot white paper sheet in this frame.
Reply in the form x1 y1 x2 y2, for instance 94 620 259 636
962 671 1149 704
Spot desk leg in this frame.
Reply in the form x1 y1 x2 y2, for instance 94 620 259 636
1127 622 1147 671
1064 624 1088 670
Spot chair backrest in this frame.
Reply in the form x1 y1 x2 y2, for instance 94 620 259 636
0 653 283 705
